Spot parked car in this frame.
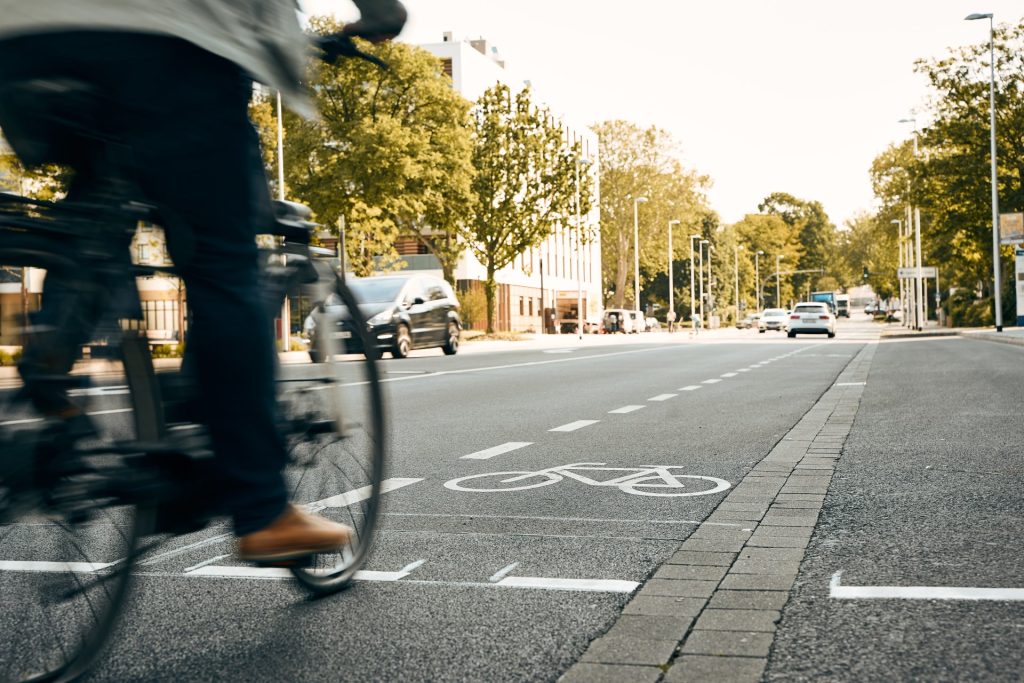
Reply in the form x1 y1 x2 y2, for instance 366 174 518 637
787 302 836 338
602 308 632 333
758 308 789 333
306 274 461 360
737 313 760 329
630 310 646 333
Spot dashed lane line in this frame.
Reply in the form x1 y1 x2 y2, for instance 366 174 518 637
830 572 1024 601
549 420 599 432
461 442 533 460
679 385 702 391
647 394 677 402
720 372 738 378
608 405 645 414
701 379 722 384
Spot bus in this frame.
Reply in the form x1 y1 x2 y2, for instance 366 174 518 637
810 291 837 315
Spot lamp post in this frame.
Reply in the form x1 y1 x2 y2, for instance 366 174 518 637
632 196 648 313
966 12 1002 331
699 240 708 329
754 250 764 313
668 220 680 329
707 244 714 327
775 254 784 308
734 244 744 326
575 156 589 340
891 219 906 326
899 116 921 328
690 234 701 332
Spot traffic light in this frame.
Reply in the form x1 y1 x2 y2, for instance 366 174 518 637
862 266 869 280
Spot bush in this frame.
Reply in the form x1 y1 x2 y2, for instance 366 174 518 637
458 287 487 330
0 349 22 366
150 343 184 359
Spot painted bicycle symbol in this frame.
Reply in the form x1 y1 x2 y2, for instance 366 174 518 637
444 462 731 497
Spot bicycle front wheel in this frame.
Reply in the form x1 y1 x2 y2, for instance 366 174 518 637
275 267 386 594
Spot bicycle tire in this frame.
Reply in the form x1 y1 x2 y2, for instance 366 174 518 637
274 266 387 594
443 471 562 493
0 232 154 683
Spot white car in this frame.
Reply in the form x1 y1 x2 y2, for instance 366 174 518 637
758 308 789 333
787 302 836 338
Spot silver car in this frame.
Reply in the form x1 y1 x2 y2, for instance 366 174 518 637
758 308 789 333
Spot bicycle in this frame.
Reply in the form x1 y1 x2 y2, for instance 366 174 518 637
0 37 387 683
444 462 731 497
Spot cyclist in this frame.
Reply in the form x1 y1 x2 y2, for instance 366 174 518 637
0 0 406 561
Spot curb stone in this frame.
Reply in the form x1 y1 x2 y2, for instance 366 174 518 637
559 338 879 683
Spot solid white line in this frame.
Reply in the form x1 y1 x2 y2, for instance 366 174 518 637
701 379 722 384
549 420 599 432
679 385 702 391
836 382 867 386
830 572 1024 601
187 565 411 581
183 554 231 574
69 386 131 397
1 406 132 426
88 408 133 416
461 442 533 460
399 559 426 573
608 405 645 414
0 560 110 573
720 372 738 378
489 562 520 583
384 512 742 527
648 394 677 402
309 477 423 509
496 576 639 593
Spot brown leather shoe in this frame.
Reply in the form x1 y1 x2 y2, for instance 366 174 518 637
237 505 353 562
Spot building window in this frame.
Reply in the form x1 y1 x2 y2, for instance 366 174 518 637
137 245 149 262
519 296 524 316
528 298 534 316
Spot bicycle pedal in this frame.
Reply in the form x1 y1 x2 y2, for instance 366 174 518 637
252 555 315 569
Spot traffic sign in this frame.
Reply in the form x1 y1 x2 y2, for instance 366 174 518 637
1000 213 1024 245
898 267 937 278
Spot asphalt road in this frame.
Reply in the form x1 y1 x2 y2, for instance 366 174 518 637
3 317 1021 681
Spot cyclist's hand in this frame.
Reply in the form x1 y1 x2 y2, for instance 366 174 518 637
344 0 408 43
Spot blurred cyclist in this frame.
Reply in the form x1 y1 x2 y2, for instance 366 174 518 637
0 0 406 561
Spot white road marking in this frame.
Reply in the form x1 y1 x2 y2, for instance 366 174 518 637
309 477 424 510
489 562 520 583
496 576 639 593
836 382 867 386
737 369 750 372
830 572 1024 601
0 560 111 573
461 442 533 460
549 420 599 432
0 417 43 426
720 372 738 378
69 385 131 397
648 394 677 402
186 565 411 581
679 385 702 391
608 405 645 414
400 559 426 573
183 554 231 574
88 408 133 417
701 379 722 384
386 512 743 527
542 349 574 354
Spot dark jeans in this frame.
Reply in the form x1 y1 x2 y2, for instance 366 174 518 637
0 32 288 535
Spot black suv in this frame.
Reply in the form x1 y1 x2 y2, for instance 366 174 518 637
306 274 461 360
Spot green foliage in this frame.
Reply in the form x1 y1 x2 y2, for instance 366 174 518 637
261 17 476 282
457 286 487 330
468 83 588 332
592 120 712 310
0 348 22 366
149 344 183 359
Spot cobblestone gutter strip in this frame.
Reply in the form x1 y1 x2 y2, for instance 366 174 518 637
559 341 879 683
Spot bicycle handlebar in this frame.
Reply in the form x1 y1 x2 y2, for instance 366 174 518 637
315 34 389 70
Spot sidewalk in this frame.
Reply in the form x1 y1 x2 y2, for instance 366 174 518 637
879 321 1024 348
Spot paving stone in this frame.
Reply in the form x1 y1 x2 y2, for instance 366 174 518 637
694 609 781 632
774 494 825 502
605 615 694 641
719 573 797 591
745 536 810 549
690 527 753 541
679 539 746 553
708 590 790 610
704 511 763 523
653 564 729 581
769 501 822 509
580 636 679 666
623 596 707 617
560 663 663 683
785 476 832 486
739 547 805 561
666 551 736 566
750 526 813 539
640 579 719 598
763 507 820 517
716 503 770 512
728 559 802 575
759 515 819 527
777 487 830 496
663 655 766 683
680 630 774 657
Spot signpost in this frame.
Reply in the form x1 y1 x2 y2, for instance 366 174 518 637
1016 248 1024 327
898 267 937 279
1000 213 1024 245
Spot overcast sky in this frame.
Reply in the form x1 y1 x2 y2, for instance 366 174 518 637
305 1 1022 229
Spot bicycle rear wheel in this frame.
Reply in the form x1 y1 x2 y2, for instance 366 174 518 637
275 267 386 594
0 230 155 682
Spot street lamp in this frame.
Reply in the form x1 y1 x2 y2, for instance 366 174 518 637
633 196 648 313
899 116 924 330
775 254 785 308
707 244 714 327
690 234 701 333
699 239 708 329
668 220 680 330
891 219 906 326
734 244 744 326
575 155 590 340
754 250 764 313
966 12 1002 332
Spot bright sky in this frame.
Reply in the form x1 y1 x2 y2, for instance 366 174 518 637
305 1 1023 229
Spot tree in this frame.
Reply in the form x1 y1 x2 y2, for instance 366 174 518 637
467 83 589 333
730 213 803 309
257 17 476 281
759 192 839 297
592 120 712 310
